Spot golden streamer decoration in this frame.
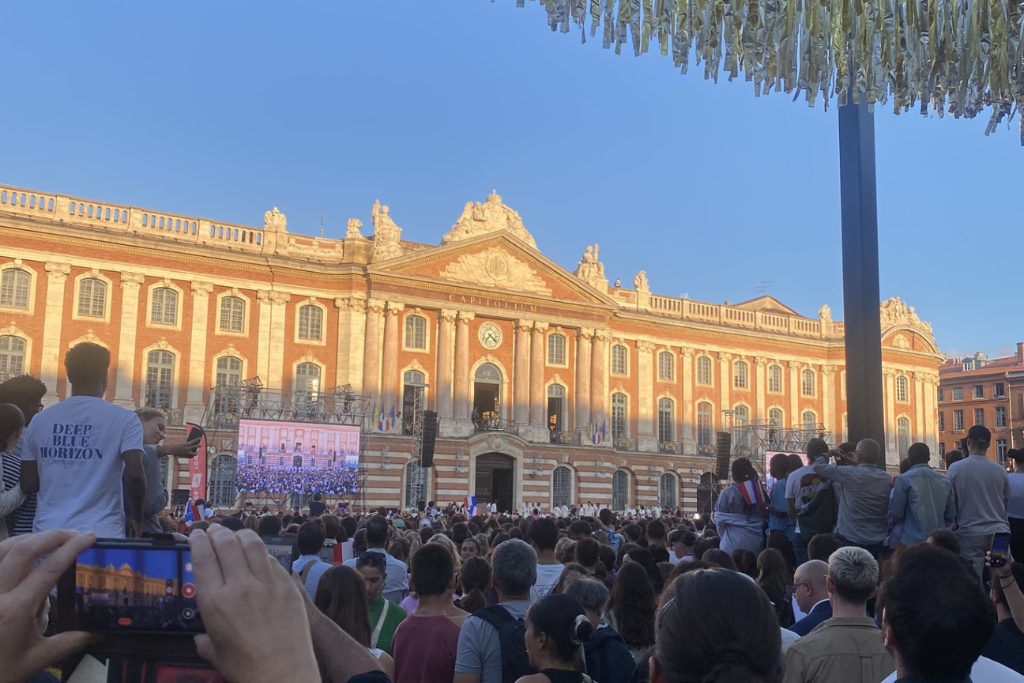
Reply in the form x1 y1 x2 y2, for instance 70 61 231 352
508 0 1023 142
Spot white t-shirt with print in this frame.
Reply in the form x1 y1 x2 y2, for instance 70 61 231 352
22 396 144 538
531 563 565 602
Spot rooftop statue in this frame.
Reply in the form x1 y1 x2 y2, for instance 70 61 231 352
370 200 403 262
441 190 538 249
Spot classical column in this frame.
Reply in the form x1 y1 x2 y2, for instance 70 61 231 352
754 356 768 422
529 322 549 427
636 340 656 452
719 352 733 414
575 329 593 429
114 272 146 409
821 364 836 439
923 372 938 456
40 263 70 403
913 372 925 444
453 312 475 422
590 330 609 434
333 294 367 391
436 309 457 419
267 292 290 390
380 301 405 420
184 282 214 423
362 299 385 404
256 291 273 382
513 320 533 425
884 368 898 464
680 347 696 453
789 361 802 426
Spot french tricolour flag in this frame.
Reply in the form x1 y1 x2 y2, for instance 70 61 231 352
464 495 477 516
739 479 765 507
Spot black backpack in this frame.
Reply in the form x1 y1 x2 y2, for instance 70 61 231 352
474 605 538 683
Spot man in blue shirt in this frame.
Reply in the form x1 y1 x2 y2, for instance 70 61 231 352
292 519 333 600
890 443 956 547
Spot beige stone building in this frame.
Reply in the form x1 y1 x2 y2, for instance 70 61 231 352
0 183 943 512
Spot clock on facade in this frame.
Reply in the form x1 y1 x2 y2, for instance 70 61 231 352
478 322 502 349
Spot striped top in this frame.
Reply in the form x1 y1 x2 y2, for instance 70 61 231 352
1 448 36 536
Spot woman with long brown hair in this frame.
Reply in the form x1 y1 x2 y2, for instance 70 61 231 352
314 565 395 678
604 561 657 662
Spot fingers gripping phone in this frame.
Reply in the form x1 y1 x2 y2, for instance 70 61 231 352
991 532 1012 567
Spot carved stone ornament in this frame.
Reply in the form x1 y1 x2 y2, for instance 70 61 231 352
818 304 832 321
440 309 459 323
346 218 365 239
892 333 910 349
486 435 506 452
442 247 552 295
879 297 933 334
442 191 537 249
573 243 608 290
45 262 71 280
263 207 287 232
299 352 319 364
633 271 650 293
370 200 403 262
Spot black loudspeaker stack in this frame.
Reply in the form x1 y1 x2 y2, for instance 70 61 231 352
715 431 732 481
421 410 438 467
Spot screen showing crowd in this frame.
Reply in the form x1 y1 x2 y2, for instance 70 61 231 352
234 419 360 495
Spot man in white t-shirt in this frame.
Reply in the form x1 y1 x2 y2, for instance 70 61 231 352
20 343 146 538
785 438 832 565
526 516 563 602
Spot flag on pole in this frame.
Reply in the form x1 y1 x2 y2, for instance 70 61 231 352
464 495 477 516
389 404 397 431
377 403 386 432
739 479 765 507
601 421 607 443
184 503 194 526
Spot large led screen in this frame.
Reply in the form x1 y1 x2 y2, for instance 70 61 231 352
235 419 360 496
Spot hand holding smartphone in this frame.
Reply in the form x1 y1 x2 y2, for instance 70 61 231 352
990 532 1012 567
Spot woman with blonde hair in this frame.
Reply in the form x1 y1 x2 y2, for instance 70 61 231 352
429 533 462 573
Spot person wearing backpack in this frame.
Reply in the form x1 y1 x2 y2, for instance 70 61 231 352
455 538 539 683
292 519 333 600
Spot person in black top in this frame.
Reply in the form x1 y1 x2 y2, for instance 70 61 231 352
520 593 595 683
309 492 326 517
984 561 1024 674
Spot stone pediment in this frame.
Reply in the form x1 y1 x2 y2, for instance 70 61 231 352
731 296 801 316
371 233 617 306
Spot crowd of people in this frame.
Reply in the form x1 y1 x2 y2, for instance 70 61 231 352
235 463 360 496
2 342 1024 683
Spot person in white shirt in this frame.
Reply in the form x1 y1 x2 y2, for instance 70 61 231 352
20 343 146 538
527 516 564 601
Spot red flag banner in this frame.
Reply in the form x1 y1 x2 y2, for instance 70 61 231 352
186 422 207 504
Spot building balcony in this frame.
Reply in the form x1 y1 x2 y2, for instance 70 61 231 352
473 417 520 435
659 440 682 454
614 437 639 452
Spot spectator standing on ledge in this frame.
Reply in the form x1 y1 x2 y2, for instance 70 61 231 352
811 439 892 557
19 343 146 537
130 408 198 535
949 425 1011 581
787 438 832 565
0 374 46 536
889 442 956 546
715 457 767 555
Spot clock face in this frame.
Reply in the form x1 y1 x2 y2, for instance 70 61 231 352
478 322 503 350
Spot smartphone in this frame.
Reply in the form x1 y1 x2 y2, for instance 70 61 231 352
58 539 203 634
186 425 205 443
991 532 1011 566
262 535 297 571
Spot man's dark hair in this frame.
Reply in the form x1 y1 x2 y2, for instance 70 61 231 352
623 523 642 543
528 516 559 552
64 342 110 386
701 548 737 571
838 442 857 454
880 545 996 680
410 542 454 597
218 516 244 531
926 530 961 555
365 515 389 547
907 442 930 466
569 520 592 538
598 508 616 527
646 520 667 541
340 516 358 538
297 520 326 556
576 537 600 567
944 450 963 468
807 437 830 459
649 546 670 565
807 533 843 563
451 522 470 546
313 492 323 502
0 375 46 425
257 515 282 537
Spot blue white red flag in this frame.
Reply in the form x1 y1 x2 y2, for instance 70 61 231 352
464 495 477 516
184 503 194 526
739 479 765 507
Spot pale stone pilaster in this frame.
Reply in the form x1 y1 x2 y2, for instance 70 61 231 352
513 320 533 425
380 301 405 421
362 299 385 405
754 356 768 422
452 312 475 432
884 368 898 465
184 282 214 423
114 272 145 409
40 263 70 403
789 361 802 426
719 352 733 414
267 292 290 391
822 364 836 440
590 331 609 435
575 329 593 429
436 309 457 419
256 291 273 383
529 322 549 427
636 340 657 452
333 295 367 391
914 372 925 444
923 373 938 457
680 347 696 454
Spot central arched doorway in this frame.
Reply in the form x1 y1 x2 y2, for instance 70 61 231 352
475 452 514 514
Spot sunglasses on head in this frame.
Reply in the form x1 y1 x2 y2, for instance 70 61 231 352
357 551 387 570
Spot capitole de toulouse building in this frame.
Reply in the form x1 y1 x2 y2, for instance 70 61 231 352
0 183 943 513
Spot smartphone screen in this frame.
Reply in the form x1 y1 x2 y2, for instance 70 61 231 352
993 532 1011 555
67 542 203 633
262 535 297 571
186 426 205 443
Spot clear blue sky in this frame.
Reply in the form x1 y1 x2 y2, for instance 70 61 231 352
2 2 1019 358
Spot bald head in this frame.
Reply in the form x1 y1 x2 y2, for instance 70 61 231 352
794 560 829 613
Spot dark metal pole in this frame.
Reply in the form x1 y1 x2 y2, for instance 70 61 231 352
838 95 886 448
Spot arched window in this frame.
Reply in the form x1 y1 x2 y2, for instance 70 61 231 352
768 365 783 393
548 333 566 365
802 411 817 433
659 472 678 509
658 351 674 381
612 470 630 511
405 315 427 349
150 287 178 325
404 461 428 509
298 305 323 341
696 356 712 385
208 455 237 507
658 398 674 442
552 466 572 508
896 375 909 402
404 369 425 386
0 269 30 309
216 356 242 386
295 362 321 393
611 393 628 439
547 384 566 434
733 361 749 389
611 345 628 375
219 296 245 333
0 336 26 380
77 278 107 318
145 350 175 410
697 402 713 447
898 417 911 456
801 369 816 396
769 407 784 428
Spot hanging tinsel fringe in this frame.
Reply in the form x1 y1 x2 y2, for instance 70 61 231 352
499 0 1024 143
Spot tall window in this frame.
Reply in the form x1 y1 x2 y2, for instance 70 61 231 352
77 278 107 318
552 466 572 508
215 356 242 386
404 369 425 386
697 402 713 447
658 352 674 380
953 387 963 401
734 404 750 449
298 305 323 341
974 408 985 426
998 440 1009 464
612 470 629 511
939 443 946 458
208 455 237 507
0 336 26 379
405 315 427 349
801 369 816 396
896 375 909 402
696 356 712 385
658 398 674 442
145 350 175 410
295 362 321 393
938 387 944 402
954 410 964 431
733 361 749 389
768 365 782 392
996 406 1007 428
611 345 628 375
897 417 911 457
0 269 30 309
611 393 628 439
973 385 984 399
548 333 566 365
769 407 784 428
219 296 246 332
802 411 817 433
995 383 1006 398
659 472 677 509
938 411 945 431
150 287 178 325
